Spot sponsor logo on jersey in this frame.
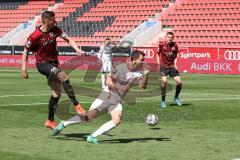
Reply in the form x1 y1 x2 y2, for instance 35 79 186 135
26 39 32 48
49 32 55 37
50 67 59 74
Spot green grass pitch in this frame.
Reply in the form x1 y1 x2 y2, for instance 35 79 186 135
0 67 240 160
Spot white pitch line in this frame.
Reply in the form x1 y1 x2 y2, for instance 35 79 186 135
0 93 240 98
183 97 240 101
0 97 240 107
0 103 48 106
0 102 91 107
181 93 240 96
0 93 72 98
0 94 50 98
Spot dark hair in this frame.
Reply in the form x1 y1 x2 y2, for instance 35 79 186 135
166 32 174 36
105 37 111 41
41 11 55 19
130 50 145 61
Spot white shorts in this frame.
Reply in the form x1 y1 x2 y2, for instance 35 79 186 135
101 60 112 73
89 88 122 114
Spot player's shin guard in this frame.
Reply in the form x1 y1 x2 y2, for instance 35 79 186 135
92 121 116 138
48 96 60 121
161 85 166 101
101 74 106 88
62 79 79 106
63 115 87 126
175 83 182 98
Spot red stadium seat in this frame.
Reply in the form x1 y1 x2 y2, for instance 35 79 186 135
2 0 238 48
0 0 55 37
65 0 171 46
160 0 240 48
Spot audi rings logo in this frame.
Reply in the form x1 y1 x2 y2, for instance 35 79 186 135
224 50 240 60
138 49 155 59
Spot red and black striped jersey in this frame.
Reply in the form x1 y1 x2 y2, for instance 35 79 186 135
157 41 178 68
25 26 65 64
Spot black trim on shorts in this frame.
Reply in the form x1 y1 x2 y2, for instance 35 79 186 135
36 62 62 79
160 66 180 78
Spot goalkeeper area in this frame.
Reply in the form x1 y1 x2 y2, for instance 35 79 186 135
0 67 239 160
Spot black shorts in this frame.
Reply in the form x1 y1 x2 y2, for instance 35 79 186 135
160 66 180 78
36 62 62 79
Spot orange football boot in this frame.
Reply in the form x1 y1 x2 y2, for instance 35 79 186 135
75 104 86 115
44 120 57 129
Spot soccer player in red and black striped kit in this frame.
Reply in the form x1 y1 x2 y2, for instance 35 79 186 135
21 11 85 129
157 32 182 108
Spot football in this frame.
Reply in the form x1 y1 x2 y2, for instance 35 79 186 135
146 114 158 126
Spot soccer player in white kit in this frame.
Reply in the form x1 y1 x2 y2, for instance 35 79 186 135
53 50 150 144
98 37 114 88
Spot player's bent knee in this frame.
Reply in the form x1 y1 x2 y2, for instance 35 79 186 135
62 75 69 81
177 81 182 85
58 71 69 81
161 79 167 84
112 120 121 126
112 117 121 126
84 114 91 122
85 113 92 122
85 109 99 121
52 92 61 98
161 77 167 83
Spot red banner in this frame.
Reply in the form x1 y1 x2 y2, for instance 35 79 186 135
179 47 218 60
133 47 240 74
178 59 240 74
219 48 240 61
0 55 128 70
178 48 240 74
0 47 240 74
132 47 158 64
0 55 36 68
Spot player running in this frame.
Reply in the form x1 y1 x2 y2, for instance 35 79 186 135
98 37 114 88
21 11 85 129
157 32 183 108
52 50 149 144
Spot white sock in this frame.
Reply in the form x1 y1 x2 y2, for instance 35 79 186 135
101 74 106 88
91 121 116 138
63 115 86 127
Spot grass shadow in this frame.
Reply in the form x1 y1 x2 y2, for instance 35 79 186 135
149 127 161 130
54 132 115 141
53 133 170 144
169 103 192 107
100 137 171 143
52 133 89 141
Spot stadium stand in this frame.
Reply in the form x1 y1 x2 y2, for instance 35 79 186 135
0 0 54 37
160 0 240 47
0 0 239 48
56 0 171 46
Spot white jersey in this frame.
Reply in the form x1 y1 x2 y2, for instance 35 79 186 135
98 44 114 62
89 62 146 113
108 63 144 99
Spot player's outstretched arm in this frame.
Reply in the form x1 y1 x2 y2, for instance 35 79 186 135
138 73 149 90
156 52 161 72
173 44 179 69
174 58 178 70
21 48 29 78
97 46 104 60
138 63 150 89
62 35 84 56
